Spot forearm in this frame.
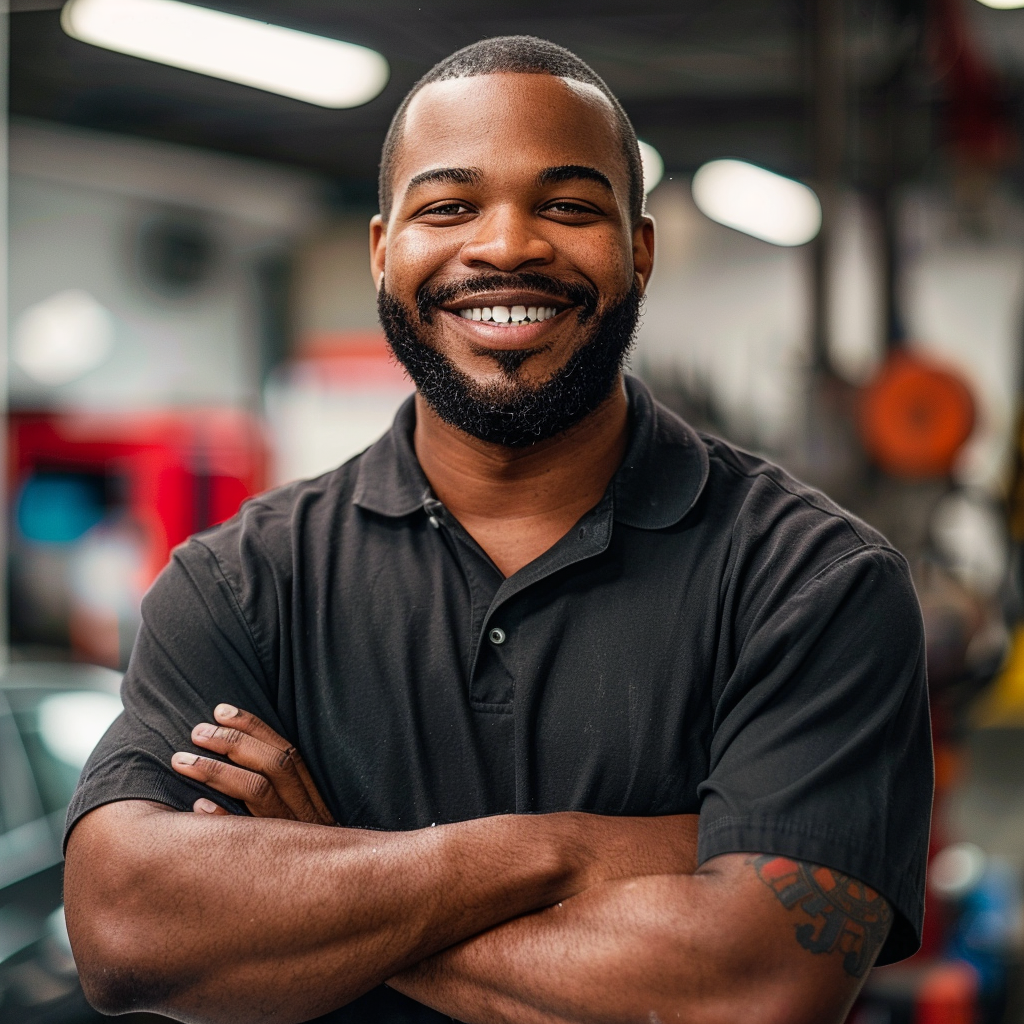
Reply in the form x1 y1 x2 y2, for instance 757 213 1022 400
390 857 875 1024
392 874 730 1024
65 801 591 1024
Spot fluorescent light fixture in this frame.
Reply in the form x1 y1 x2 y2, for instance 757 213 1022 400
61 0 389 108
691 159 821 246
975 0 1024 8
14 289 115 386
38 691 123 769
638 141 664 194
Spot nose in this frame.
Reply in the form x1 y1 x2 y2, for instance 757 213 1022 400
459 204 555 272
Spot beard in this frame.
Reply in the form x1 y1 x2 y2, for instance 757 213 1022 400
378 272 642 448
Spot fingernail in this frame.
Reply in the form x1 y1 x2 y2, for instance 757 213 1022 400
195 798 218 813
215 703 239 719
194 723 216 739
173 752 198 765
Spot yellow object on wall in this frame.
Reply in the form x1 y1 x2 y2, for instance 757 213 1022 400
976 624 1024 726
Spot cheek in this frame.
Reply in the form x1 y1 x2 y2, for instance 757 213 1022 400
386 229 461 293
558 227 634 291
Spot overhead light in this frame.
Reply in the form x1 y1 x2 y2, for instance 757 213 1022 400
638 141 664 194
691 159 821 246
975 0 1024 8
14 289 115 386
61 0 389 108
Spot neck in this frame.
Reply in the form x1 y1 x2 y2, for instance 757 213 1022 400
413 378 630 576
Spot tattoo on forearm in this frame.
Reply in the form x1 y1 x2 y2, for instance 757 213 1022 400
748 856 893 979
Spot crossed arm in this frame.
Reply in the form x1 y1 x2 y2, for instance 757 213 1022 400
64 705 893 1024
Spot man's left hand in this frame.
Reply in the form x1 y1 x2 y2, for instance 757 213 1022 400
171 704 335 825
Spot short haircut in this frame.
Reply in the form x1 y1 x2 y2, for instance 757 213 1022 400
378 36 644 224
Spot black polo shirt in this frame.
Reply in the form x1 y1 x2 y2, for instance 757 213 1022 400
68 376 932 1023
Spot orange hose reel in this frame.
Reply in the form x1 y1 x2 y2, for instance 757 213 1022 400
859 351 975 478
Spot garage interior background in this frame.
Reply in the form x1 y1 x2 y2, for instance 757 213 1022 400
4 0 1024 1021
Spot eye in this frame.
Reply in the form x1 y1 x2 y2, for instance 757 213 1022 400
542 200 604 220
419 201 475 219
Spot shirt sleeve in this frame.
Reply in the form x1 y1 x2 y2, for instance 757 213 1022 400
696 545 933 966
63 536 279 849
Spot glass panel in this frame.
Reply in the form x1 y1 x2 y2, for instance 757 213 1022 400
0 695 44 836
6 687 121 817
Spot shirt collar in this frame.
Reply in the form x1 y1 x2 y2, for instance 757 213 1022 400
351 394 429 517
612 375 709 529
352 374 709 530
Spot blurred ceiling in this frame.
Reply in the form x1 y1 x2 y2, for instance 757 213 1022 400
10 0 1015 194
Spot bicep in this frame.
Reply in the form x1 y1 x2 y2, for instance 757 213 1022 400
694 852 891 1021
700 549 929 966
66 799 177 883
64 800 178 954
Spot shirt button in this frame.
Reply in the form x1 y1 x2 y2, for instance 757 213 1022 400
488 627 506 645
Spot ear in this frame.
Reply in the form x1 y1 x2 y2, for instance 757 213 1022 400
370 215 387 293
632 215 655 296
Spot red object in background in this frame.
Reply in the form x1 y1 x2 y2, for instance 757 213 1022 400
294 331 411 389
917 961 980 1024
9 409 268 588
859 351 976 478
931 0 1016 169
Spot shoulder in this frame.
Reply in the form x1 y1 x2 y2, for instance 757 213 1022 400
698 431 884 548
696 429 889 554
687 428 913 615
169 454 365 600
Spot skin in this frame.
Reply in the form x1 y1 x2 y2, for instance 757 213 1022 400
65 73 893 1024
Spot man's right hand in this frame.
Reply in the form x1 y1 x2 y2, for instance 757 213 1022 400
171 703 335 824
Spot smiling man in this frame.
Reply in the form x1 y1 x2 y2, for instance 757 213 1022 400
64 36 932 1024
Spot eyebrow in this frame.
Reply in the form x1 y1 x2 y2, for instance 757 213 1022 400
406 166 483 191
537 165 614 193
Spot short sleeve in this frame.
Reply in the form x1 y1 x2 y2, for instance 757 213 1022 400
64 538 280 849
696 546 932 965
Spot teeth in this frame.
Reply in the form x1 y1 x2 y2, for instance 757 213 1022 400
455 305 560 324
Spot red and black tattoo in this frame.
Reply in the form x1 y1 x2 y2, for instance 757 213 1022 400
749 856 893 979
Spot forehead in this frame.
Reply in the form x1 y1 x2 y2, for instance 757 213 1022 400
394 73 627 195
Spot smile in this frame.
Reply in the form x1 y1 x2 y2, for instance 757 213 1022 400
456 304 559 325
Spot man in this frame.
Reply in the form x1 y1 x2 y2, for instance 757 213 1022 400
64 36 932 1024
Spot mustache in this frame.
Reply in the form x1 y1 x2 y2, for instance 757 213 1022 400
416 272 599 325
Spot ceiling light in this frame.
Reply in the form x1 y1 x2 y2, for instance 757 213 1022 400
638 141 664 194
14 289 115 386
975 0 1024 9
691 159 821 246
61 0 389 108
